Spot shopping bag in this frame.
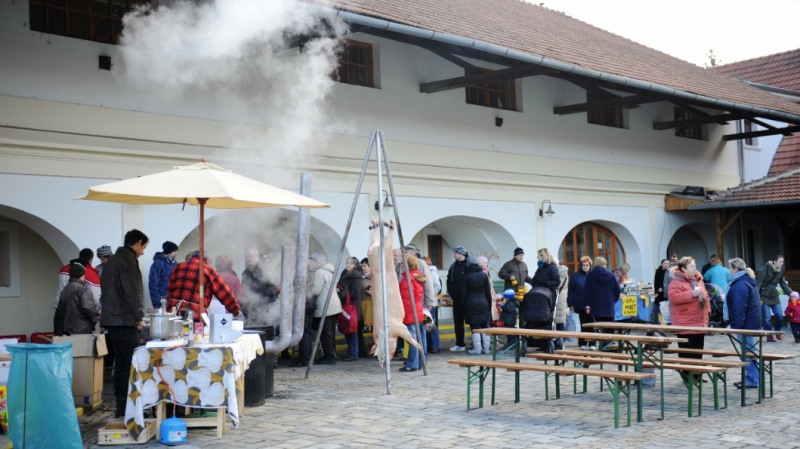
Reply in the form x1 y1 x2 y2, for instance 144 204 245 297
338 293 359 335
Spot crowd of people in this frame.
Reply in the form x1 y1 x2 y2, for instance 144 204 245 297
51 226 795 411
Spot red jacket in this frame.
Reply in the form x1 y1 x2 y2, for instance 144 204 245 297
785 299 800 324
668 269 710 330
399 270 425 325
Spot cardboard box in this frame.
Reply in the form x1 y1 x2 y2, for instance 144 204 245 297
53 334 108 357
210 313 241 344
0 360 9 385
72 356 103 407
97 419 156 445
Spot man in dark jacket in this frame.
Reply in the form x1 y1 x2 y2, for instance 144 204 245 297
498 247 533 292
447 246 469 351
100 229 149 418
756 254 792 341
727 258 762 389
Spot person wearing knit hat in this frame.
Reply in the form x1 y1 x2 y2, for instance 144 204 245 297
148 240 179 308
69 262 85 280
95 245 113 278
499 247 532 291
55 249 102 309
447 245 470 351
54 262 99 336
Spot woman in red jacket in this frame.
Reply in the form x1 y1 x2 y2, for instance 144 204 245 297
668 256 711 381
398 254 427 372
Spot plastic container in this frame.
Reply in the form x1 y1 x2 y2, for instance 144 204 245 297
6 343 82 449
242 330 266 407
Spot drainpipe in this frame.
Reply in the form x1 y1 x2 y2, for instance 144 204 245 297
736 120 745 184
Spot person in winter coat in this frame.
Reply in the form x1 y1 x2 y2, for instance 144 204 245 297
568 256 593 348
554 263 569 350
585 256 621 327
148 240 178 309
398 254 427 371
703 255 730 293
756 255 792 341
54 263 100 335
668 256 711 370
464 257 493 355
498 247 533 292
338 256 365 361
55 248 101 309
305 252 342 365
446 246 469 352
100 229 148 418
783 291 800 343
531 248 561 300
241 247 280 326
652 259 670 323
726 258 762 389
422 256 442 354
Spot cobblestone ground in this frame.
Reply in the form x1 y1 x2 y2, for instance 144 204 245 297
3 331 800 449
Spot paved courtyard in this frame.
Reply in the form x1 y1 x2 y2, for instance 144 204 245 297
3 331 800 449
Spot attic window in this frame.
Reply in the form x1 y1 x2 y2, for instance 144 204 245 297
28 0 150 45
465 69 518 111
336 40 375 88
674 107 706 140
587 91 625 128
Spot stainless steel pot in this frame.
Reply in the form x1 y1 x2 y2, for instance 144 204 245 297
148 311 181 340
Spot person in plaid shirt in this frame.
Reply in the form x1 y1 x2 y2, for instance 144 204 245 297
167 251 241 319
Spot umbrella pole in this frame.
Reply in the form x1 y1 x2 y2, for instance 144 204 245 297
198 198 207 320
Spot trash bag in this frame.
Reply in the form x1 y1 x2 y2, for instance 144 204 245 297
7 343 82 449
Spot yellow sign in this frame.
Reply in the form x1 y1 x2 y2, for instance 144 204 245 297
621 295 638 317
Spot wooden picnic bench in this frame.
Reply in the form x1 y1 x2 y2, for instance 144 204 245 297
447 358 655 428
662 347 793 398
582 321 788 405
475 327 685 422
532 351 747 416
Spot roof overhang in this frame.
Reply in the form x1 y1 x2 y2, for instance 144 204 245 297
311 3 800 141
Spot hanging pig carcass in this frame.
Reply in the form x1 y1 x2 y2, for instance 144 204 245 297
367 220 421 365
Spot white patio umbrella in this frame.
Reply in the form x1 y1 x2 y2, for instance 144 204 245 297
81 160 328 317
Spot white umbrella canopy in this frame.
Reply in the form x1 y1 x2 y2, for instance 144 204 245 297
82 161 328 209
81 160 329 317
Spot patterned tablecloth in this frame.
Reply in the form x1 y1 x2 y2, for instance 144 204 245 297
125 334 263 439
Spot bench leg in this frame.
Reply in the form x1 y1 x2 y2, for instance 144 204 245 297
602 378 632 428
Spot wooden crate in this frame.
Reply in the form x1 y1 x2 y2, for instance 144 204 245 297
97 419 156 445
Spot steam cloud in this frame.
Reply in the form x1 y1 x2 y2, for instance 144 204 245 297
116 0 347 326
116 0 346 171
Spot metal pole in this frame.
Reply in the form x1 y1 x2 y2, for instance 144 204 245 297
380 132 428 375
306 132 377 379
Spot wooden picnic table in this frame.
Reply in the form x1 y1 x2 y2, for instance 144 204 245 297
475 327 686 421
581 321 791 405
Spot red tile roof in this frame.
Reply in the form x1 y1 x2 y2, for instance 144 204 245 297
324 0 800 119
691 168 800 209
712 49 800 93
768 134 800 176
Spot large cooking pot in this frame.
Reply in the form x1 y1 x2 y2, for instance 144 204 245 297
148 311 182 340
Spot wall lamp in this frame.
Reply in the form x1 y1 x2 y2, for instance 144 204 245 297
539 199 555 217
374 189 393 211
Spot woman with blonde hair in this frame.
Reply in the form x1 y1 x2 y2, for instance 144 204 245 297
568 256 594 349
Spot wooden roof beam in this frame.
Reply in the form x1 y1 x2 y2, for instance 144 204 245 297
420 65 545 94
554 93 667 115
723 125 800 141
653 111 747 130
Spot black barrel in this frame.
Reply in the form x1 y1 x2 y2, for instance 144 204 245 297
263 326 275 398
242 330 266 407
